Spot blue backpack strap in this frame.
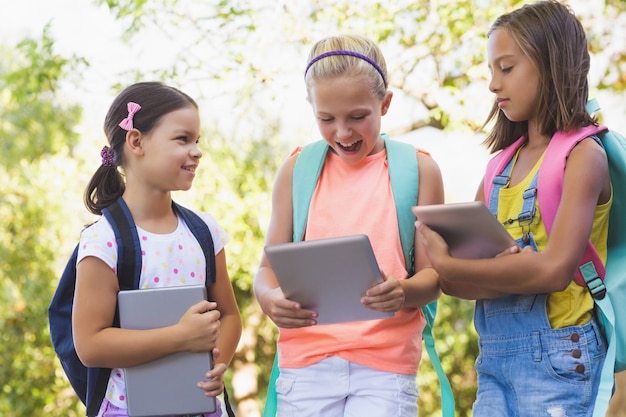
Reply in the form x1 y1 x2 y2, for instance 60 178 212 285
173 202 216 287
385 136 454 417
585 132 620 416
102 197 142 290
85 197 141 416
172 202 237 415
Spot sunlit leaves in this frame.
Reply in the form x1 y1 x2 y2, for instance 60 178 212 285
0 27 88 416
0 24 85 170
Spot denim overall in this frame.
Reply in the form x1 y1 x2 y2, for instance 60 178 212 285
472 156 607 416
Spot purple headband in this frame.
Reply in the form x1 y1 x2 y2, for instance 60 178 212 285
304 50 387 88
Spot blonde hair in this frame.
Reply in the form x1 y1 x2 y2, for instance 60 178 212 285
305 34 388 99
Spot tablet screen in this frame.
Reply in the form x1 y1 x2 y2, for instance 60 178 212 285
412 202 517 259
264 234 393 324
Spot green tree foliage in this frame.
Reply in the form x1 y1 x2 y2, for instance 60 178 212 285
2 1 625 416
0 27 87 416
95 1 626 416
0 25 85 168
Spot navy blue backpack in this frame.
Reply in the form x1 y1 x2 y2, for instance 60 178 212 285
48 197 216 416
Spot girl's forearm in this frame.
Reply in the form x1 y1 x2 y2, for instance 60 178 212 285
77 325 188 369
401 268 441 309
215 313 242 366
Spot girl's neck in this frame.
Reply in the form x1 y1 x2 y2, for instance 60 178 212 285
121 188 177 234
525 120 550 150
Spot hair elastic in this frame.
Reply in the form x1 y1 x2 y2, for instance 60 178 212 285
100 145 115 168
304 50 387 88
118 101 142 131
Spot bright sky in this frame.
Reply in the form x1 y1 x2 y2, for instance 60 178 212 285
0 0 126 125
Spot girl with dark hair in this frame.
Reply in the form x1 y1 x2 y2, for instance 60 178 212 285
74 81 242 417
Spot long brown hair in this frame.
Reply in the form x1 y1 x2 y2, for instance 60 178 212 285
482 0 596 153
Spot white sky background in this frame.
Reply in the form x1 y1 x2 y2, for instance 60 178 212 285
1 0 625 203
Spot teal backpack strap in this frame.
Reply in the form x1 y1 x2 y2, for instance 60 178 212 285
585 98 626 416
262 355 280 417
385 135 455 417
384 135 418 273
586 97 601 115
582 263 617 417
292 141 329 242
262 140 329 417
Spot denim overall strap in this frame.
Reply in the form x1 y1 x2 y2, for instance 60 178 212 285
487 156 513 216
487 154 539 226
479 153 547 331
518 173 538 223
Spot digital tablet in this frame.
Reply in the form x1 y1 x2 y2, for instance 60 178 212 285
264 234 393 325
118 285 216 416
412 201 517 259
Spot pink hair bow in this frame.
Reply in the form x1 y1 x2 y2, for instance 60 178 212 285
118 102 142 131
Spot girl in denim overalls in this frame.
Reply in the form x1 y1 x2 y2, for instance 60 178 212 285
417 2 610 416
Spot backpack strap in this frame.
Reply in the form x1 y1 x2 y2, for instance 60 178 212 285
86 197 141 416
173 202 217 286
537 124 608 291
385 136 418 274
172 202 236 415
102 197 142 290
292 140 329 242
385 137 454 417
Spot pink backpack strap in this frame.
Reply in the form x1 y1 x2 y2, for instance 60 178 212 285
537 124 609 287
483 135 527 203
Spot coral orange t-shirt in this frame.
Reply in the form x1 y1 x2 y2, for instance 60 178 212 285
278 147 425 375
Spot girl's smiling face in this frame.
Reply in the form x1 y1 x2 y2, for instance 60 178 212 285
139 106 202 192
308 74 392 164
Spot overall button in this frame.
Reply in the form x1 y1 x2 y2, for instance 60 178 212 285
575 364 585 374
570 332 580 343
571 349 582 359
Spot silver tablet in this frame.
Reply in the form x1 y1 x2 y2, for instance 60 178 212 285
118 285 216 416
264 234 393 325
412 201 517 259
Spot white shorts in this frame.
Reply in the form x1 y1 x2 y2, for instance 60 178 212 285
276 356 418 417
